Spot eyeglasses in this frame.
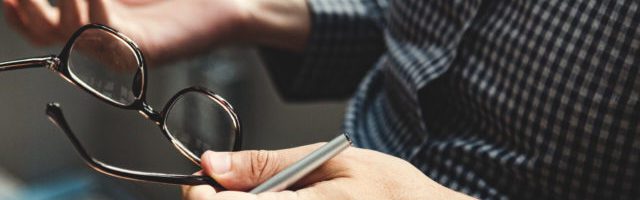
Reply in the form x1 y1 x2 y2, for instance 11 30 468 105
0 24 242 188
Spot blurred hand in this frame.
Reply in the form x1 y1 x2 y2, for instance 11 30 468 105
182 144 474 200
2 0 255 66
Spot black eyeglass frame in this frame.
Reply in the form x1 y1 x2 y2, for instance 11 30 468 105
0 24 242 187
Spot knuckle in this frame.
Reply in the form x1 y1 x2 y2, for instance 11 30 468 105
249 150 278 182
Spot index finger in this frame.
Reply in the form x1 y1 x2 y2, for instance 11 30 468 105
211 179 348 200
16 0 63 44
182 171 218 200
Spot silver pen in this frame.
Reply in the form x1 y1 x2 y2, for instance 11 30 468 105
249 133 352 194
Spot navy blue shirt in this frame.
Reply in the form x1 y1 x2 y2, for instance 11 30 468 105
262 0 640 199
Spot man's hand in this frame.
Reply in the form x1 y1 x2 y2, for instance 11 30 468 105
182 144 475 200
2 0 252 66
2 0 310 66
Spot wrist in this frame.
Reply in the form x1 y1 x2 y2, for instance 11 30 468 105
244 0 311 52
129 0 258 65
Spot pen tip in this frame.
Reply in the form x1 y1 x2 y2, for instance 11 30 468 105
343 132 353 145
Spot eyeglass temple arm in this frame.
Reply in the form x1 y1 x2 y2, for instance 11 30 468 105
0 56 58 72
45 102 226 188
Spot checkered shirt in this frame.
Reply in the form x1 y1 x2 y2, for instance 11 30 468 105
261 0 640 199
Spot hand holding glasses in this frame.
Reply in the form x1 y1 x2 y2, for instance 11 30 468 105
0 24 241 188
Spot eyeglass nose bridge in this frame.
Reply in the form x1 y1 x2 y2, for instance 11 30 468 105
138 102 162 124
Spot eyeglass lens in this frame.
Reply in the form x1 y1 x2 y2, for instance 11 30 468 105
67 28 140 106
165 92 236 157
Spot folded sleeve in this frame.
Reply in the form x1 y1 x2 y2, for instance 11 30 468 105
260 0 388 101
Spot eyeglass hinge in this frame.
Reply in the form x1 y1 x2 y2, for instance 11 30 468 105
45 57 61 71
140 103 162 123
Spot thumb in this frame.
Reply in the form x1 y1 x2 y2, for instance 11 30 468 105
201 143 328 191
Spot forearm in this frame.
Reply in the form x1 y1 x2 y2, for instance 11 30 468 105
123 0 310 65
245 0 311 52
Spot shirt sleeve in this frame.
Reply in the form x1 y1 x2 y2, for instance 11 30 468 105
260 0 388 101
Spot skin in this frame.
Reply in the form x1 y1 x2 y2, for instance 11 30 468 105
183 145 475 200
2 0 309 66
3 0 476 199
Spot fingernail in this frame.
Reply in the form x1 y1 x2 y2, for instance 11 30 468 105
207 151 231 175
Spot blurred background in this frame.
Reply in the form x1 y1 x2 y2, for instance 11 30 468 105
0 3 346 200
